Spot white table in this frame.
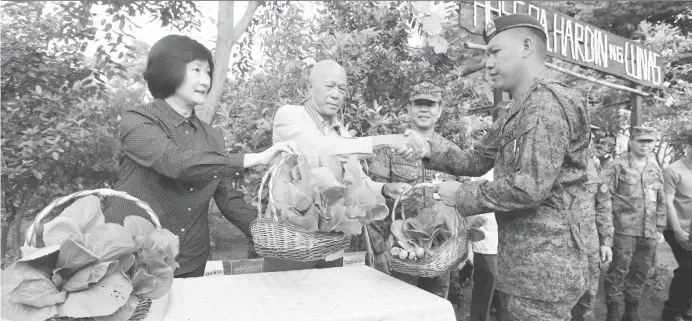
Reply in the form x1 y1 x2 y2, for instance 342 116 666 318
145 265 456 321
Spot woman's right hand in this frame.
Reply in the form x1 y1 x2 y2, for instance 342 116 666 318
243 140 298 168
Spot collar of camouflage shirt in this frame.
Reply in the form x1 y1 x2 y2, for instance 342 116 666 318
626 152 654 174
504 67 550 125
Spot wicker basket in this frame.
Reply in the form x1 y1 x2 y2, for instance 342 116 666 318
24 188 162 321
386 184 469 278
250 156 351 262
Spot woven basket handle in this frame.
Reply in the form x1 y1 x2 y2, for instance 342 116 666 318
256 155 292 221
391 182 439 222
24 188 161 247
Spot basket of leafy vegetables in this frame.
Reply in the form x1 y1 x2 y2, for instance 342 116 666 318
250 154 389 262
1 189 179 321
385 183 487 278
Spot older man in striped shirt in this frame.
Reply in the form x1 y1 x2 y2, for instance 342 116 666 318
268 59 414 271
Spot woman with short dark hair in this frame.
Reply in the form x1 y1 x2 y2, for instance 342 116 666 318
104 35 297 278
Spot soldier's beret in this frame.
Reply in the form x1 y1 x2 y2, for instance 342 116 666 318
483 14 546 44
411 82 442 102
630 126 658 141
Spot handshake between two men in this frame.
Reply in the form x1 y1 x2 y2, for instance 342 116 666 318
375 129 463 208
380 129 431 162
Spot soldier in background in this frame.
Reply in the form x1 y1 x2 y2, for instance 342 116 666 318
601 126 667 321
570 124 614 321
408 14 592 320
366 81 466 299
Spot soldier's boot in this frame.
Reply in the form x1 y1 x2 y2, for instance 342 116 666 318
622 300 641 321
606 301 621 321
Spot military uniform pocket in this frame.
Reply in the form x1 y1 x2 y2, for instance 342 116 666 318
500 122 536 166
617 172 639 196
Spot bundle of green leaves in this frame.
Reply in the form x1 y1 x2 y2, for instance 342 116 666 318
268 154 389 236
1 195 179 321
389 201 487 261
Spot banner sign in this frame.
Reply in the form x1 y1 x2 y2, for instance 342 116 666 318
459 1 664 88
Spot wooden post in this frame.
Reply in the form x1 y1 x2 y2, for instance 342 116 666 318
631 84 643 127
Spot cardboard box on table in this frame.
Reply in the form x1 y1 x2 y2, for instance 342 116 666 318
203 251 367 277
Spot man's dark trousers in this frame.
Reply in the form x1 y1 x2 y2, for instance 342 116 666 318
470 253 497 321
662 230 692 316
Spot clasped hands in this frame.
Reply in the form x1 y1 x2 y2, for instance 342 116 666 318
387 129 430 161
384 130 463 208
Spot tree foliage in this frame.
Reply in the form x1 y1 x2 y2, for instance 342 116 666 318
0 0 197 266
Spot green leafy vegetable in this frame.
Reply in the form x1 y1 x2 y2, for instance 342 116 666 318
131 248 174 300
1 192 181 321
19 244 60 272
360 204 389 224
269 154 388 236
344 185 375 210
281 207 319 232
319 155 344 181
319 204 362 235
321 186 346 208
309 167 343 191
390 200 462 257
433 202 459 235
4 262 66 308
143 229 180 272
93 294 139 321
343 156 363 186
85 223 137 262
130 269 157 296
62 261 118 292
58 195 105 234
57 270 133 318
1 293 59 321
55 238 99 276
123 216 156 247
116 253 136 274
43 217 83 247
272 179 307 212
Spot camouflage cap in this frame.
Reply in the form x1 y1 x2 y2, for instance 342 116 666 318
483 14 546 44
411 82 442 102
590 124 601 131
630 126 658 141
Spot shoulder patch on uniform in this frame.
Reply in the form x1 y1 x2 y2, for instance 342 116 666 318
599 184 608 194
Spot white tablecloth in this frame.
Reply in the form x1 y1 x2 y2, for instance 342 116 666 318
145 265 456 321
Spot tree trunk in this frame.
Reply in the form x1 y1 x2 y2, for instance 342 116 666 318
12 187 36 260
1 192 17 263
197 1 264 125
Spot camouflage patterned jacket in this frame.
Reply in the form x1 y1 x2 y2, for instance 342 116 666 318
584 155 614 251
422 72 590 302
599 153 666 239
365 133 468 253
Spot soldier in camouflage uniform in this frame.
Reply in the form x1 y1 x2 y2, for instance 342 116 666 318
408 14 592 320
602 126 667 321
366 82 467 299
571 124 614 321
